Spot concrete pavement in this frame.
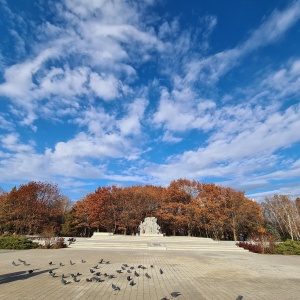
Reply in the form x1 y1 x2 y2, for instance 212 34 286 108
0 237 299 299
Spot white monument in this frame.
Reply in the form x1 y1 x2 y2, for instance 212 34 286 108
138 217 163 236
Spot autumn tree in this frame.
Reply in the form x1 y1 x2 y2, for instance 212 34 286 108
0 182 70 235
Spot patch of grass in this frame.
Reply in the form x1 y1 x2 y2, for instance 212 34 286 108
0 236 39 250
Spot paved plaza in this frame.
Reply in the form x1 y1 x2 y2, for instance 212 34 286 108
0 237 299 300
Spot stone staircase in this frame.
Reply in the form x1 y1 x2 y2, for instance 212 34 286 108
68 235 246 252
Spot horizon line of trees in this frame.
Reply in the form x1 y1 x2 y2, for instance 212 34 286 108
0 180 299 241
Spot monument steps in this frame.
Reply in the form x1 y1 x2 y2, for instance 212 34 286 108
69 236 247 252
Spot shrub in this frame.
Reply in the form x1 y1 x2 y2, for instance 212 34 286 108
273 240 300 255
0 236 39 250
236 241 263 253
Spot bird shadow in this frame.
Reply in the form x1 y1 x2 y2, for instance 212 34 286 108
0 268 57 284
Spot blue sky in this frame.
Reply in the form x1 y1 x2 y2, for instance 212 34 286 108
0 0 300 202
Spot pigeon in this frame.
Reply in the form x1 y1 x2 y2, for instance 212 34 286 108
59 262 64 267
81 259 86 263
129 280 136 286
112 283 120 291
76 272 82 276
73 276 80 282
70 260 75 265
161 297 169 300
104 273 108 277
49 261 53 265
138 264 142 268
95 272 101 276
86 278 93 282
23 262 30 266
90 269 95 274
121 266 126 270
170 292 181 298
92 264 98 269
145 273 151 279
141 266 147 270
61 278 70 285
61 274 67 278
116 270 123 274
236 296 243 300
134 271 139 277
28 270 33 274
12 261 18 266
151 265 154 268
127 276 132 281
130 266 135 270
18 259 25 263
123 264 129 267
50 272 57 277
127 270 132 273
92 276 101 282
108 275 116 279
160 268 164 275
99 259 104 264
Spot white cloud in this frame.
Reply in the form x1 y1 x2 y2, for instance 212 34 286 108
89 72 120 101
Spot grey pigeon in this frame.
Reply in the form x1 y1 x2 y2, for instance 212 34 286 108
160 268 164 274
170 292 181 298
61 274 67 278
70 260 75 265
145 273 151 279
81 259 86 263
116 270 123 274
127 270 132 273
59 262 64 267
112 283 120 291
121 266 126 270
50 272 57 277
73 276 80 282
12 261 18 266
61 278 70 285
236 296 243 300
106 261 110 264
90 269 95 273
130 266 135 270
95 272 101 276
138 264 142 268
134 271 139 277
123 264 129 267
108 275 116 279
141 266 147 270
86 278 93 282
92 264 98 269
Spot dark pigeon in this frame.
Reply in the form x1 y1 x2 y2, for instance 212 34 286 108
28 270 33 274
81 259 86 263
59 262 64 267
160 268 164 275
129 280 136 286
134 271 139 277
73 276 80 282
86 278 93 282
12 261 18 266
236 296 243 300
145 273 151 279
